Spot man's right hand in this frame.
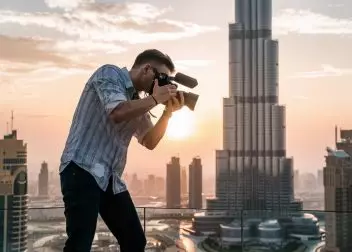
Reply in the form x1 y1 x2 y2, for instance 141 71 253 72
152 79 177 104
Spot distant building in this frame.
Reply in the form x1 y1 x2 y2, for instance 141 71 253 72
144 174 156 196
181 167 187 196
189 157 202 209
300 173 317 192
155 176 165 197
0 129 28 252
219 213 320 248
324 128 352 252
317 169 323 189
166 156 181 208
38 161 49 197
130 173 143 195
294 170 300 192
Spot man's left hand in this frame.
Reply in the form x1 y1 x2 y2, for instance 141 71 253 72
166 91 184 112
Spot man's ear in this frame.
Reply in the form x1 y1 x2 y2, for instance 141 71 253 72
143 64 152 75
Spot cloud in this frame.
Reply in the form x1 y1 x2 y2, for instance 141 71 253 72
174 60 213 70
327 3 344 8
0 62 91 100
0 3 218 44
274 9 352 35
0 2 218 95
44 0 94 10
0 35 95 70
0 62 90 82
0 35 71 66
291 64 352 78
54 40 127 54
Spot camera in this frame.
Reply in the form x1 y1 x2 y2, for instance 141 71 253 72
149 72 199 111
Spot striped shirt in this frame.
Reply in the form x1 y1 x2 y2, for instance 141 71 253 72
59 64 153 194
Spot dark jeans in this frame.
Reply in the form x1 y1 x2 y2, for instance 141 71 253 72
60 161 146 252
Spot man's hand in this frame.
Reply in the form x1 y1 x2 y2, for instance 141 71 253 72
141 92 184 150
166 91 184 112
152 79 177 104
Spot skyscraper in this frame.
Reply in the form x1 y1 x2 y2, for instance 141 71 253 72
166 156 181 208
189 157 202 209
324 129 352 252
181 167 187 196
207 0 300 213
144 174 156 196
0 129 28 252
294 170 300 192
155 176 165 197
317 169 323 190
38 161 49 197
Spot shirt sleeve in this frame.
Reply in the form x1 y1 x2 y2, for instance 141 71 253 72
134 113 154 144
91 65 128 114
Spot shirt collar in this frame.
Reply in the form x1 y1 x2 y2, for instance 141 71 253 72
120 67 136 98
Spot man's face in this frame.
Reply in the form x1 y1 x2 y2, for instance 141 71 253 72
140 64 171 93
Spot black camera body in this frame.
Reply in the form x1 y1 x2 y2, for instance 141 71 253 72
155 72 172 86
150 72 199 111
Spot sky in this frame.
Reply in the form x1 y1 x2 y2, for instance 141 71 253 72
1 0 352 183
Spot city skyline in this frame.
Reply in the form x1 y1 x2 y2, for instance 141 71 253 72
2 0 352 181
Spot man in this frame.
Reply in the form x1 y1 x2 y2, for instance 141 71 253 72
59 49 184 252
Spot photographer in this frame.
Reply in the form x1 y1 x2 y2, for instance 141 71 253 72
59 49 184 252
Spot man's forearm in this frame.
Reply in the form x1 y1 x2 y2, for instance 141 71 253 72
109 96 157 123
142 111 171 150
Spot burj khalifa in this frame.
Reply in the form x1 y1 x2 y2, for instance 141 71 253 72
207 0 301 213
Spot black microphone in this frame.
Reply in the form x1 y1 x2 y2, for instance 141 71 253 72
172 73 198 89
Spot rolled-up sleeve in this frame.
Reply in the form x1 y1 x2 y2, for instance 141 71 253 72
134 113 154 144
91 65 127 114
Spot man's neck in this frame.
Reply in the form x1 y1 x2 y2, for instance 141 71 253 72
128 69 142 92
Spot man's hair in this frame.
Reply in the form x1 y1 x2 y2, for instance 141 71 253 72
132 49 175 73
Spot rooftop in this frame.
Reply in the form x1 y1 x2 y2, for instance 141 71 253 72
326 147 350 158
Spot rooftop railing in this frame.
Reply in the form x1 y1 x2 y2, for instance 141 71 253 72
1 206 343 252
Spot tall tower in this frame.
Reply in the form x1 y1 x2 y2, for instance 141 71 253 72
0 129 28 252
38 161 49 197
189 157 203 209
207 0 300 213
181 167 187 196
166 156 181 208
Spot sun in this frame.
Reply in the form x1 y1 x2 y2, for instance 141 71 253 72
166 108 195 140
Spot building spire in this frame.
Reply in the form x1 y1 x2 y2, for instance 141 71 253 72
11 110 14 131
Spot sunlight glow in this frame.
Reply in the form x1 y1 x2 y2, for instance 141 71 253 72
166 108 195 140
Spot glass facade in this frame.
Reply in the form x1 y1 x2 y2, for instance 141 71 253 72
0 195 14 252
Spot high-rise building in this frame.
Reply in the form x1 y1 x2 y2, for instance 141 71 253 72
207 0 301 213
294 170 300 192
166 156 181 208
317 169 323 189
300 172 317 192
130 173 142 195
155 176 165 197
38 161 49 197
144 174 156 196
0 129 28 252
189 157 202 209
181 167 187 196
324 128 352 252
